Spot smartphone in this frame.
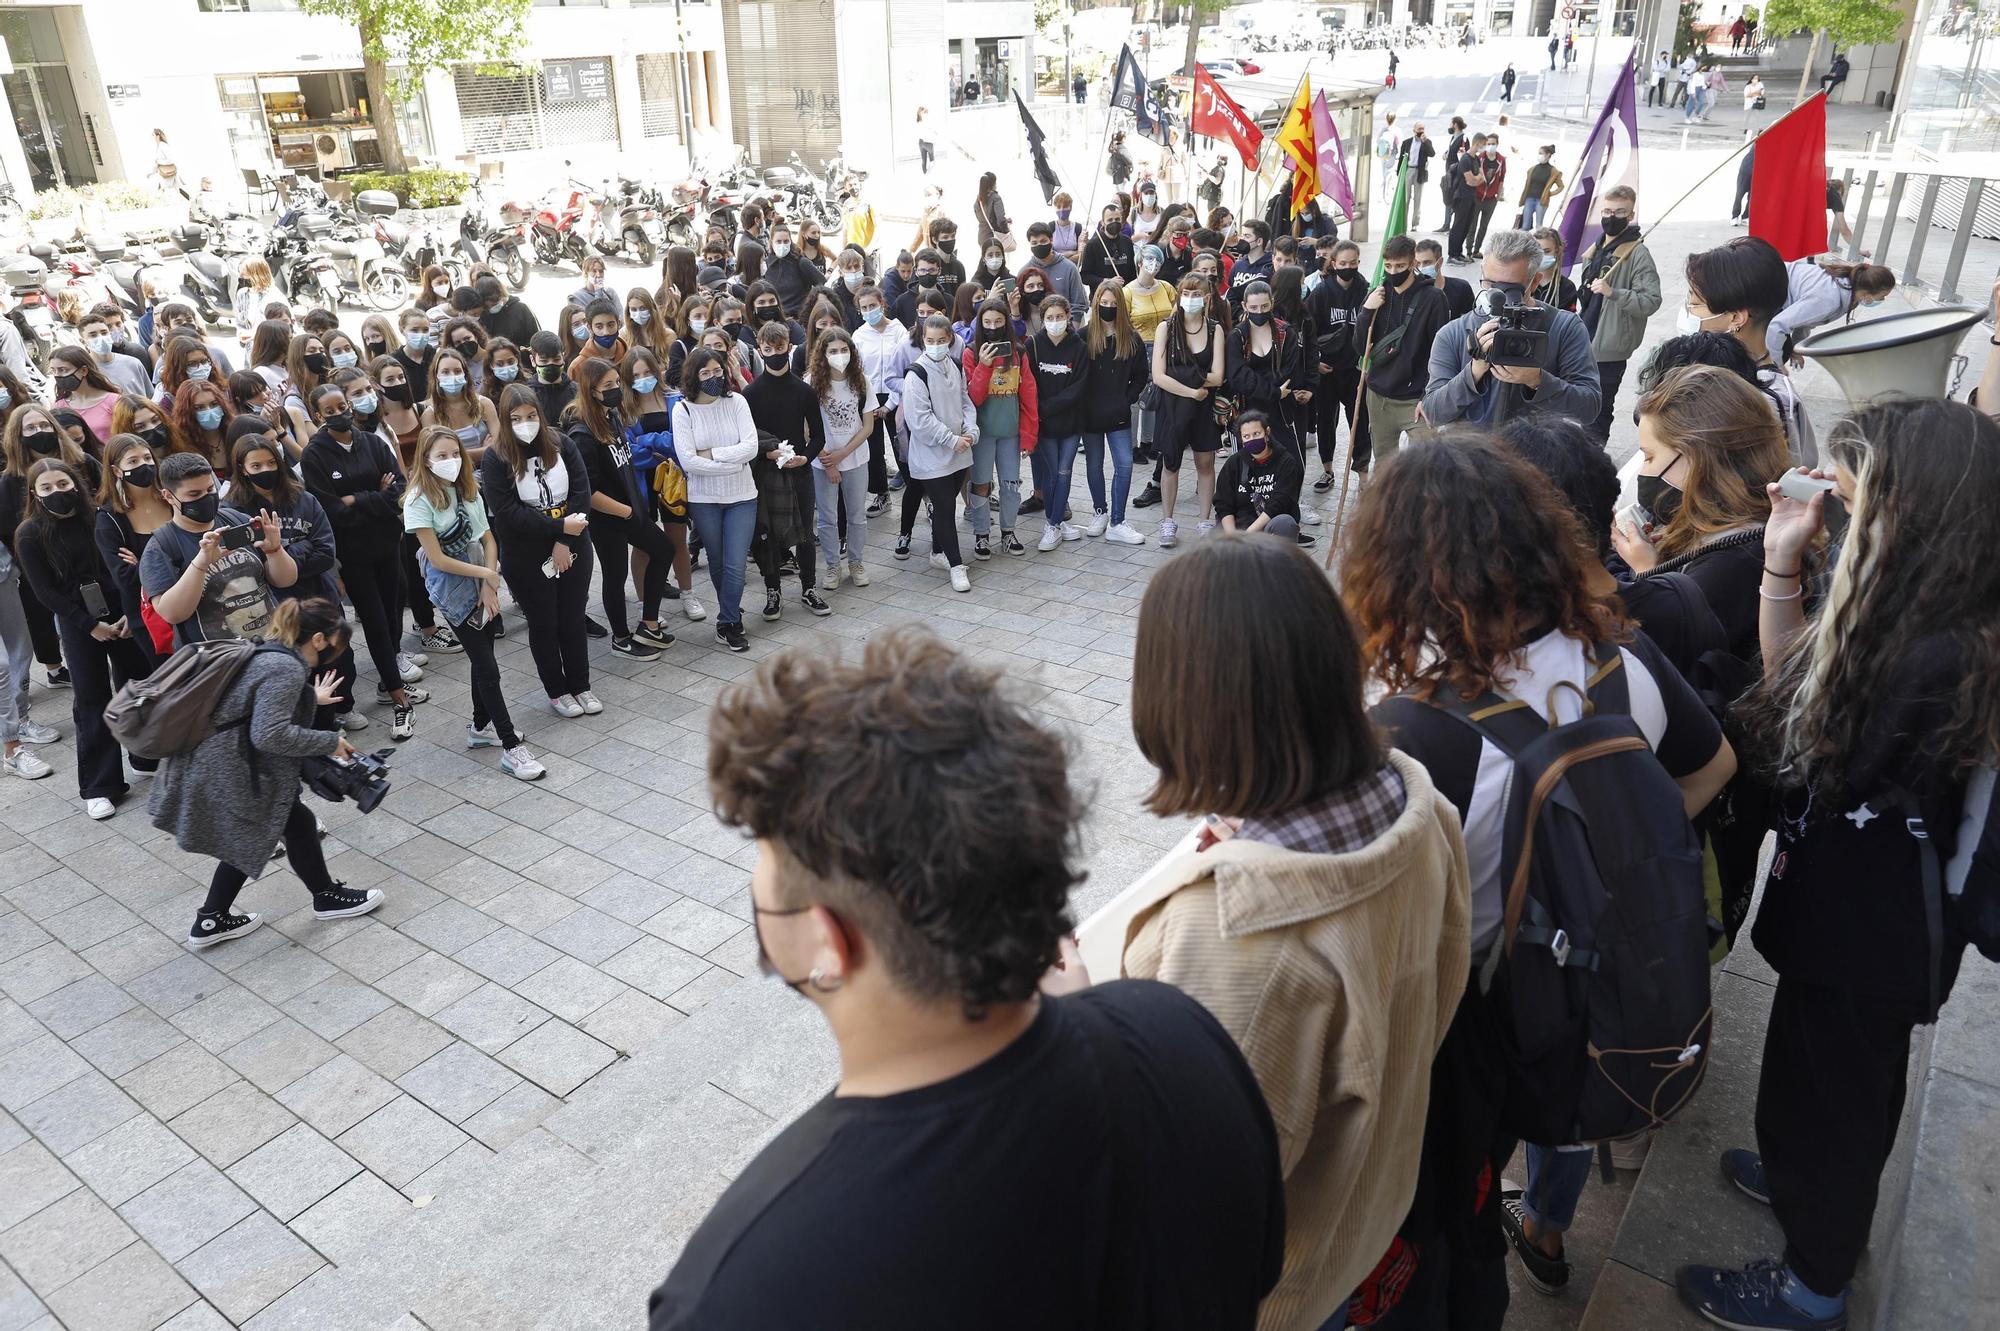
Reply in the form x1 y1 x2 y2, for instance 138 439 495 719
1777 470 1838 504
79 581 110 620
217 520 260 551
1618 501 1655 537
997 276 1016 295
541 556 559 579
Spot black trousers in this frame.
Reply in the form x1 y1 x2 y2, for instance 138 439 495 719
1757 976 1918 1297
588 514 671 636
894 435 933 538
501 544 593 699
1449 197 1478 260
917 469 968 566
16 574 62 667
340 553 404 695
1316 364 1370 471
1470 199 1500 255
867 394 890 495
1732 181 1752 220
754 469 818 591
454 611 518 748
54 619 151 800
203 797 334 912
1591 358 1628 441
398 531 435 632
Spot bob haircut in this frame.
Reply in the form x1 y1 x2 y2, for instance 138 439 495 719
1133 533 1382 817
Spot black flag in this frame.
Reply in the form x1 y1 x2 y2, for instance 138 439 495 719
1109 44 1166 143
1015 92 1061 203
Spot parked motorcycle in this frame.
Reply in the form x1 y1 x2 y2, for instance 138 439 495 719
173 224 241 326
80 236 155 319
587 174 665 266
1 247 61 374
530 176 594 271
361 189 466 292
457 182 532 291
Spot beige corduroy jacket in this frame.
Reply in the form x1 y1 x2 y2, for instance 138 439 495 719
1121 750 1472 1331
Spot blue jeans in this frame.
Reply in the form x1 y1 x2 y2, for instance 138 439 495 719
687 499 758 628
969 433 1021 537
1522 1143 1596 1236
813 463 870 572
1029 429 1055 499
1043 434 1084 529
1081 428 1132 523
1520 196 1546 230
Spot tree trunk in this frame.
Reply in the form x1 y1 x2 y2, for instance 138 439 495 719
1795 27 1824 107
1182 0 1203 77
358 11 410 175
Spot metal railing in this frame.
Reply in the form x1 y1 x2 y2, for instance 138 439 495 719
1834 162 1996 304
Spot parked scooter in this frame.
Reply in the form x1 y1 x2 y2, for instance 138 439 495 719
173 224 240 326
357 189 462 295
529 174 594 271
1 247 61 375
587 175 665 266
457 180 532 291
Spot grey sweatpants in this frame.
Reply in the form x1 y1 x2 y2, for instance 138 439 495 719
0 566 36 745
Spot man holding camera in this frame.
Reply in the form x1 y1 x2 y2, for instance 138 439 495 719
1422 229 1601 430
140 453 298 648
1575 186 1662 441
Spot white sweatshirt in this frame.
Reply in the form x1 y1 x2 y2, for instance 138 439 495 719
671 392 760 505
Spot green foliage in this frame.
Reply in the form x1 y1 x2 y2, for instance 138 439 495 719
346 168 473 210
298 0 533 87
1764 0 1905 47
1741 4 1760 22
1674 0 1709 60
26 181 160 221
1034 0 1066 37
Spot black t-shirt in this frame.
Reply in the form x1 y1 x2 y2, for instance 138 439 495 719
648 981 1285 1331
1216 444 1303 525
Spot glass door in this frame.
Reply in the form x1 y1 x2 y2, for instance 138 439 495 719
4 66 94 192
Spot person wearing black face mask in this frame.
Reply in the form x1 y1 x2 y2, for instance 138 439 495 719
3 409 104 694
1423 229 1601 430
140 452 297 650
744 281 808 354
742 327 830 620
891 250 953 329
563 359 678 660
1574 186 1663 443
1024 222 1086 306
1307 242 1373 485
1226 281 1313 476
16 460 155 815
224 426 351 715
1353 237 1450 465
1080 207 1137 291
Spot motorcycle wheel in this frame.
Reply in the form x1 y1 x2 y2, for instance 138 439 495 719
364 266 409 311
502 246 529 292
664 217 696 248
624 228 655 267
533 234 560 266
0 197 23 231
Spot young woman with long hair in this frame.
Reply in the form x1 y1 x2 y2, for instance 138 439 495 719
621 347 702 620
660 244 700 311
1227 278 1314 468
109 393 185 468
1081 277 1148 544
283 330 329 417
369 354 424 465
403 426 545 781
480 336 524 410
1342 436 1735 1325
233 257 284 350
50 346 121 442
962 297 1038 561
156 334 219 404
415 262 454 314
1767 257 1896 361
247 318 295 398
796 295 842 374
170 379 235 474
674 347 763 649
556 300 588 368
1150 275 1226 548
3 404 102 695
699 326 752 391
92 434 173 667
565 355 677 659
1679 398 2000 1331
808 327 875 589
358 312 400 365
420 346 499 460
15 459 152 816
229 367 307 460
852 282 904 511
362 352 450 657
624 287 667 354
392 307 437 405
160 595 383 951
481 385 597 715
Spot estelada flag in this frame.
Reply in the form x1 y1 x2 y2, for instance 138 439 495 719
1277 79 1318 217
1192 65 1263 170
1749 94 1828 261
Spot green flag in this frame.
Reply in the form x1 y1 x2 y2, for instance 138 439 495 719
1371 160 1410 287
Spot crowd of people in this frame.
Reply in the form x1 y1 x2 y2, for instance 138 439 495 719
0 133 1991 1331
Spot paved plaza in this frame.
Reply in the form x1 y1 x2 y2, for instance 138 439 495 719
0 505 1215 1330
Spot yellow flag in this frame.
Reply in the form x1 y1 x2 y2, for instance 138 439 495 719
1276 78 1318 218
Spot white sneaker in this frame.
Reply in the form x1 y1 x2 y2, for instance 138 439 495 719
501 745 546 781
1059 523 1084 542
930 552 950 570
467 722 501 749
1037 526 1062 552
549 694 585 718
3 749 52 780
334 711 369 731
1302 506 1324 526
1105 522 1146 546
575 690 604 715
1085 510 1110 537
1158 518 1179 548
823 565 842 591
848 562 870 586
1196 519 1216 537
16 719 58 745
949 565 971 593
404 648 430 667
682 594 708 622
83 797 116 820
396 654 425 684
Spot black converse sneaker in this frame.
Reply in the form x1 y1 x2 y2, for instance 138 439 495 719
187 909 261 948
311 882 384 920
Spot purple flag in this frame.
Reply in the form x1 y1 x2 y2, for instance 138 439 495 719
1557 50 1640 274
1311 91 1355 221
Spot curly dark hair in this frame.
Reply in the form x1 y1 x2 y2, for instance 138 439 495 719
708 628 1081 1018
1342 433 1631 701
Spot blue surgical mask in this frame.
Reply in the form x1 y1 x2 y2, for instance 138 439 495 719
689 317 708 335
0 389 11 411
195 406 225 430
406 332 433 351
862 307 884 326
350 392 379 415
186 362 212 381
1539 254 1557 272
592 331 618 348
1417 263 1438 280
571 323 589 341
438 374 466 394
633 374 659 395
493 363 519 382
331 351 358 369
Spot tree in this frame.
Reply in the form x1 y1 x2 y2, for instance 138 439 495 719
1674 0 1709 60
298 0 533 174
1763 0 1904 102
1181 0 1227 80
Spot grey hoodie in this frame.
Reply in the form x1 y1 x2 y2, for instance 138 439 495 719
901 351 979 481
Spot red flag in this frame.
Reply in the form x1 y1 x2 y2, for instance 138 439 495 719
1191 65 1264 170
1749 95 1827 262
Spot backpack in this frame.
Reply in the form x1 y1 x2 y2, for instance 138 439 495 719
1875 769 2000 1015
1420 645 1713 1146
103 639 282 760
651 458 688 519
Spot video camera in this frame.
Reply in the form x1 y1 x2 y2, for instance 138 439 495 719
1473 288 1549 369
301 748 394 815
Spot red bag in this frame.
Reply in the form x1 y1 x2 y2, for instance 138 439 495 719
139 591 175 657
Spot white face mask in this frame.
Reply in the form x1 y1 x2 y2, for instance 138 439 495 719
511 420 540 443
1677 307 1713 337
826 351 851 371
772 241 792 258
985 256 1004 273
923 343 952 362
1179 296 1205 314
629 309 652 325
1044 316 1069 335
428 456 463 482
431 282 449 297
1141 257 1161 275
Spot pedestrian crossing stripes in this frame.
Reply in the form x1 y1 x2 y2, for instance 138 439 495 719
1380 101 1545 120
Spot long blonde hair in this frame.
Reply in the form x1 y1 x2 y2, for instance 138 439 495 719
403 425 481 517
1636 365 1789 557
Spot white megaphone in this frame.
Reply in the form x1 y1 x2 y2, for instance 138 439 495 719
1794 305 1986 405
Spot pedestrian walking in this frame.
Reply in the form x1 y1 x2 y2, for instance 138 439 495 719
1548 32 1560 70
1563 32 1576 67
1649 50 1672 106
1501 63 1517 102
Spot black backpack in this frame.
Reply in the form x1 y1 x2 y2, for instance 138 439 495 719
1422 645 1713 1146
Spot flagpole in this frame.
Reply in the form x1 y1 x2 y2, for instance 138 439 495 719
1244 65 1314 230
1326 158 1410 569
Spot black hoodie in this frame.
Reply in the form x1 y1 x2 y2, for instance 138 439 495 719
1029 326 1092 439
299 426 406 556
1081 326 1150 434
1353 276 1450 401
1306 270 1371 371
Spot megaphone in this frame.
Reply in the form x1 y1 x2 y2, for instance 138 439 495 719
1794 305 1985 405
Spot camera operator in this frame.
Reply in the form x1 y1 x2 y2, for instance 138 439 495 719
158 596 384 950
1423 229 1601 430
